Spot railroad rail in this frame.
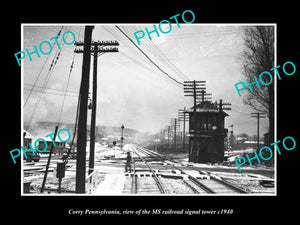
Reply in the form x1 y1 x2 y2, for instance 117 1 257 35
130 144 248 194
129 145 167 194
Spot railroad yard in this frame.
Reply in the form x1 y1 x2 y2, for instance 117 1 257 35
22 25 277 196
23 144 275 195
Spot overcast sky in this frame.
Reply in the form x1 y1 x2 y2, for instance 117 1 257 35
22 24 271 136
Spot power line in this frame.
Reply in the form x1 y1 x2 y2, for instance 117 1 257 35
25 26 78 130
118 26 185 85
24 26 64 107
115 25 184 86
24 83 78 94
123 26 191 84
103 26 128 42
132 25 190 81
105 27 166 77
101 27 183 97
168 29 241 40
103 26 185 94
231 108 251 116
24 88 78 97
123 25 186 81
138 37 190 81
58 53 77 124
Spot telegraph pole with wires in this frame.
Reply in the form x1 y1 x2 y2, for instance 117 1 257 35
184 80 206 160
171 118 180 150
228 124 234 151
178 107 189 152
74 25 94 194
167 125 170 150
74 40 119 176
251 112 266 151
197 89 212 104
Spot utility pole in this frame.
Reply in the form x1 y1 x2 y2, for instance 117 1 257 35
184 80 206 161
75 26 94 194
75 40 119 175
41 125 59 193
171 118 180 150
251 112 266 151
89 42 100 174
174 118 177 149
229 124 233 150
197 89 212 104
167 126 170 150
178 107 189 152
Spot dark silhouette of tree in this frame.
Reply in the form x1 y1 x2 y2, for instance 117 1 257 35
238 26 274 145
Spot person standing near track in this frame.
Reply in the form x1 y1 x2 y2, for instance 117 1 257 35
125 151 132 173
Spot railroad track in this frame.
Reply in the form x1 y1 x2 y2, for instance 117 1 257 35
129 144 248 194
128 145 166 194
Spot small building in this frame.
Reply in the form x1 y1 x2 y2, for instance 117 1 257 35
23 130 34 150
187 100 230 163
38 136 67 154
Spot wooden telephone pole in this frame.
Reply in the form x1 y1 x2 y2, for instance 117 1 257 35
251 112 266 151
184 80 206 161
75 40 119 177
178 107 189 152
197 89 212 104
171 118 180 150
229 124 234 150
75 26 94 193
167 126 170 150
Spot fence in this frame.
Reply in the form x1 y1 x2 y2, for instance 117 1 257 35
86 169 100 194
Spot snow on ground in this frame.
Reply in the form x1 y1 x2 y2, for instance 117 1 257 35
86 142 129 160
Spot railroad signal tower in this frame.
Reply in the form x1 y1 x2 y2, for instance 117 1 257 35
184 80 206 160
186 98 231 163
184 80 232 163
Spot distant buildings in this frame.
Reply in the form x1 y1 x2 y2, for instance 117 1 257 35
38 136 67 154
23 130 34 150
23 130 68 154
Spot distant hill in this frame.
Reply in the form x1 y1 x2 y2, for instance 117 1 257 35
26 121 147 140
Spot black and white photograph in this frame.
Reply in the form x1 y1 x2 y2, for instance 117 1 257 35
3 5 298 220
21 24 276 196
